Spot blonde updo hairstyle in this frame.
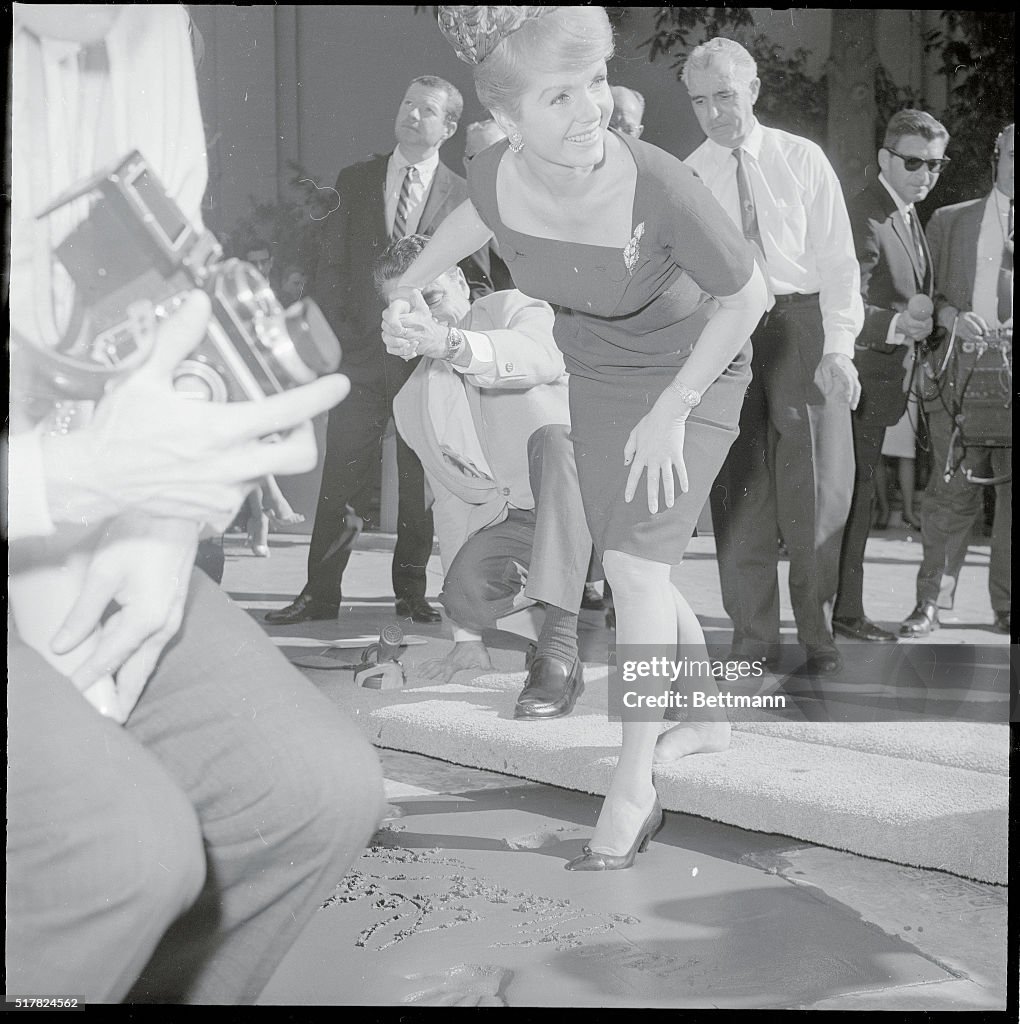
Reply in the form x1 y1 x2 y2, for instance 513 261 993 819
474 7 615 119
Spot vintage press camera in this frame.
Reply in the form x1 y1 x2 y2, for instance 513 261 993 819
34 150 341 401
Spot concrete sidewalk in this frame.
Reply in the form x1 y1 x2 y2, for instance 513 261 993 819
220 524 1008 1010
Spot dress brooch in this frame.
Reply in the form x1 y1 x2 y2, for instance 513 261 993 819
623 222 645 276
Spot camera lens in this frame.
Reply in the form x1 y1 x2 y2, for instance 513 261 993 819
283 300 342 376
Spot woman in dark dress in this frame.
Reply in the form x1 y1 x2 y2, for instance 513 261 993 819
384 6 768 870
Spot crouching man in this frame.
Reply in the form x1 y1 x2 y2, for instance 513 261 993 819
377 235 591 719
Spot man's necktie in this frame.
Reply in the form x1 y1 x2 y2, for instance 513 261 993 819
998 200 1013 325
733 148 774 307
392 165 417 240
905 207 928 280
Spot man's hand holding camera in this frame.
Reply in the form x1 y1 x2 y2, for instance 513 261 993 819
42 292 350 531
34 291 350 721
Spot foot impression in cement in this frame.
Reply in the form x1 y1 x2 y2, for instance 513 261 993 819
400 964 512 1006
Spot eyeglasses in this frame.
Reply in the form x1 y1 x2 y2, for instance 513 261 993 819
886 149 951 174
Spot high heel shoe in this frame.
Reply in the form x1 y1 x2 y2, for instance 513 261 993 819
565 795 664 871
248 512 271 557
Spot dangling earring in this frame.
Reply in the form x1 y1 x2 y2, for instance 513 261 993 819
508 129 524 154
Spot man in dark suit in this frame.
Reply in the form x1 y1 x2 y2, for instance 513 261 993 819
833 110 949 643
268 76 490 626
900 122 1013 637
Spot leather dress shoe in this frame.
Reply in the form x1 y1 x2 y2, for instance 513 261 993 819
833 616 898 643
395 596 442 624
727 643 783 672
800 649 843 676
265 594 338 625
514 655 584 719
992 610 1011 635
899 602 939 638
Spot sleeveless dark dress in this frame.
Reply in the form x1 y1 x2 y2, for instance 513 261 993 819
467 131 754 560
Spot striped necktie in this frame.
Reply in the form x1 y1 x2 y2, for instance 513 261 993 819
905 207 928 278
733 148 774 308
392 165 418 240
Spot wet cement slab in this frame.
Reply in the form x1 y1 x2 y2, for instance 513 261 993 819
258 752 1002 1010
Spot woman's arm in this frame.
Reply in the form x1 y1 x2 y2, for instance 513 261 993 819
668 263 768 395
396 199 493 290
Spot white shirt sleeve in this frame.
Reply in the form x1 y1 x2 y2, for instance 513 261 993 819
5 430 56 542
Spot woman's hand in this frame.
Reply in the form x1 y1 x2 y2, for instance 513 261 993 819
381 289 448 360
623 391 691 514
50 513 201 722
41 292 350 532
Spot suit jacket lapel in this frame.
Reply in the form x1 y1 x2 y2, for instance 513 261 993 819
956 198 986 291
418 162 453 235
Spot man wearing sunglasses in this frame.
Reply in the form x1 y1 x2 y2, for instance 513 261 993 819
833 110 949 644
901 122 1013 637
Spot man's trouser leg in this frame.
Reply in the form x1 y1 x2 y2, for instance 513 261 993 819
834 417 886 621
765 301 854 654
710 318 781 653
305 385 389 608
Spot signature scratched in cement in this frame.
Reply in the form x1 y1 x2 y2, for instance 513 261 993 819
321 839 640 952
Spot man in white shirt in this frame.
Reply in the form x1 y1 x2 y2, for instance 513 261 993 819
378 235 592 718
834 110 949 644
267 76 492 628
901 123 1013 637
683 37 864 676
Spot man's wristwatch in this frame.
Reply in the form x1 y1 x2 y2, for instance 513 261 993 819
444 325 466 362
667 379 702 407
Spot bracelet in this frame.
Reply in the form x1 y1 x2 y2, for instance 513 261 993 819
444 325 466 362
667 379 702 407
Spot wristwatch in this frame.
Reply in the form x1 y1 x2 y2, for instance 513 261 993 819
668 379 702 407
444 325 466 362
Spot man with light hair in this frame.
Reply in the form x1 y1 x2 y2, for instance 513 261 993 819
267 75 492 627
610 85 645 139
683 37 864 677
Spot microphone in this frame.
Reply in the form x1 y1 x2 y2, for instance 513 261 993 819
907 294 933 319
377 622 405 662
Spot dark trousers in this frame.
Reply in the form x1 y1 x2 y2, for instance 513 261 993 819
441 424 592 630
304 372 434 608
916 408 1011 612
6 571 382 1003
710 298 854 654
834 417 887 620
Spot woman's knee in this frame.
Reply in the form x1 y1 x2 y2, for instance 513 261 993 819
602 549 671 597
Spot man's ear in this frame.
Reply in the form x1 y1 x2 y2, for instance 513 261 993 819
877 147 891 177
748 77 761 105
442 120 458 144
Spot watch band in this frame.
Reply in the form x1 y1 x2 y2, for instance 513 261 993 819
667 379 702 407
445 325 466 362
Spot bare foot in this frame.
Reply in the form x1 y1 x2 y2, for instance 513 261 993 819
653 720 731 764
415 641 493 683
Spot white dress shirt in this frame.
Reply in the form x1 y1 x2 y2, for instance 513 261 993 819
973 187 1013 328
385 148 439 237
685 119 864 358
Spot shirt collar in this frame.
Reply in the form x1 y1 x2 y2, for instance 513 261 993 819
700 118 764 166
392 147 440 179
878 173 913 218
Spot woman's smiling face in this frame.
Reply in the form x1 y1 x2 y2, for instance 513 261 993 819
506 59 613 170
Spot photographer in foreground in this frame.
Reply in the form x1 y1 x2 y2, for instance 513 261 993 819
7 4 383 1003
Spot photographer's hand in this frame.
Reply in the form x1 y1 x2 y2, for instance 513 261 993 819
42 292 350 531
51 513 200 722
